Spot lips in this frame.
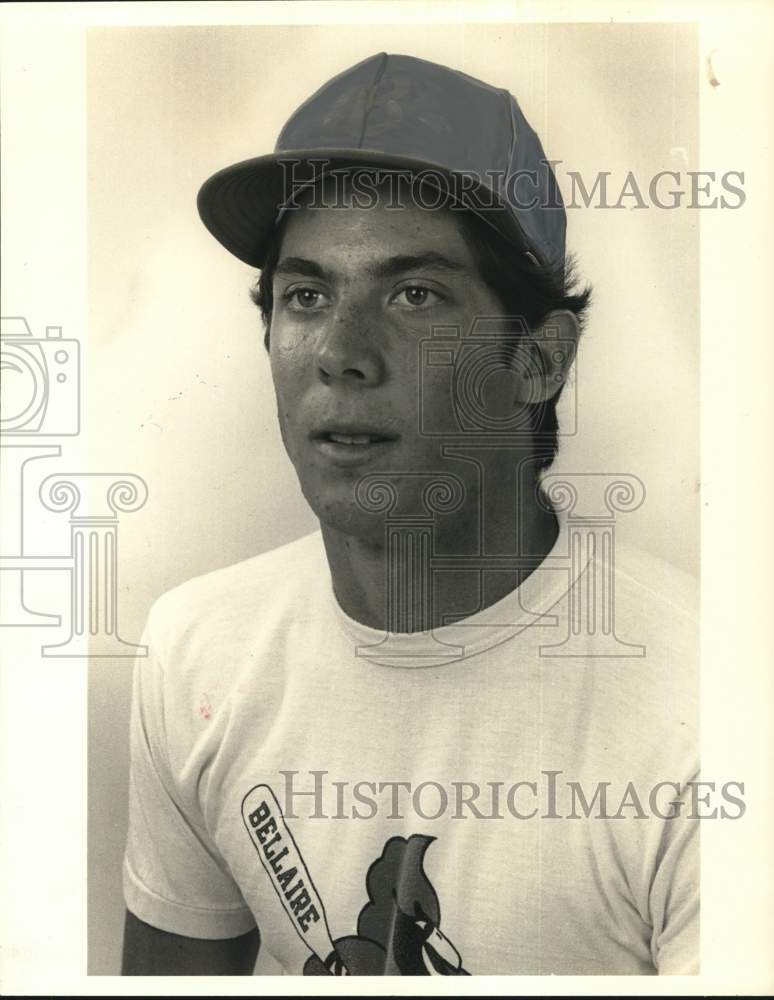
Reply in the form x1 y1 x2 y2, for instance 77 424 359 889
310 424 399 466
325 432 389 445
313 425 398 442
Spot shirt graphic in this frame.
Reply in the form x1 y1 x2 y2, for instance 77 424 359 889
242 784 469 975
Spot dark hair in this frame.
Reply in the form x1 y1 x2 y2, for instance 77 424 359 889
250 184 591 473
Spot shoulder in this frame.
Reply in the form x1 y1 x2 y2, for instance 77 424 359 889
611 539 698 626
595 540 698 744
565 540 700 781
130 531 328 772
146 529 327 657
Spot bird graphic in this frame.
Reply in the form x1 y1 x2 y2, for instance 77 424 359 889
243 786 469 976
304 834 469 976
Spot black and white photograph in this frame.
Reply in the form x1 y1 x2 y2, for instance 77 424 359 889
1 1 772 994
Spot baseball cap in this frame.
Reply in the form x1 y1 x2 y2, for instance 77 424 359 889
197 52 566 270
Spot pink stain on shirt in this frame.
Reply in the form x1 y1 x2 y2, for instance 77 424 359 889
198 693 212 721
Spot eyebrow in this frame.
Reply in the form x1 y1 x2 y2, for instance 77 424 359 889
372 253 466 279
273 252 467 282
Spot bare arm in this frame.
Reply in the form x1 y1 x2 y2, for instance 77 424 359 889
121 909 261 975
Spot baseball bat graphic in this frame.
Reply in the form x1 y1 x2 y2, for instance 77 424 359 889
241 784 348 975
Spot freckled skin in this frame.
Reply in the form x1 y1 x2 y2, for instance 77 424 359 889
269 191 528 547
266 180 566 630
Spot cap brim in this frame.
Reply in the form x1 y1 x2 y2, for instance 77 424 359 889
197 149 536 270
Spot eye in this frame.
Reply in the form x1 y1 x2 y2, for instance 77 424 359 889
391 285 443 309
283 287 330 310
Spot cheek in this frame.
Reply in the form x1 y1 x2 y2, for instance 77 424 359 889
269 324 311 395
268 341 303 450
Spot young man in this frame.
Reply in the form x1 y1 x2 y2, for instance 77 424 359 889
122 53 698 976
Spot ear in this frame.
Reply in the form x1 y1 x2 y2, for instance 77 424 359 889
512 309 580 404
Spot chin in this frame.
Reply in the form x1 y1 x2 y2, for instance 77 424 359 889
300 477 388 545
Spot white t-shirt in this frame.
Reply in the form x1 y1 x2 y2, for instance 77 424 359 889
123 513 699 976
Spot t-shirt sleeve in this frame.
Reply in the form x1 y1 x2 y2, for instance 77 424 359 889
648 783 700 974
122 608 256 940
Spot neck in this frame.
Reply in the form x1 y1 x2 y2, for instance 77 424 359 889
322 485 559 632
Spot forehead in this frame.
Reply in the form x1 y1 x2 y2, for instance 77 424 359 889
276 173 478 269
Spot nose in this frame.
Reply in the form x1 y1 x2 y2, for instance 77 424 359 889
314 304 385 387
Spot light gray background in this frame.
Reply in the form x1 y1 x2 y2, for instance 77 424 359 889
87 23 698 974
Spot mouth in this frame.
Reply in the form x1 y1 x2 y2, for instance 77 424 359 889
310 426 399 466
